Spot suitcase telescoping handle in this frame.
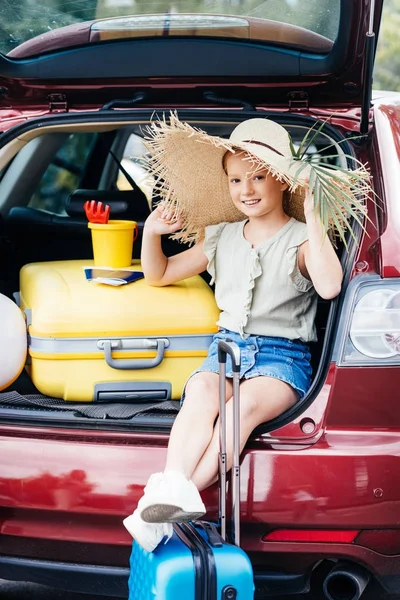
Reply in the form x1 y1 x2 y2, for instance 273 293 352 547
217 340 241 547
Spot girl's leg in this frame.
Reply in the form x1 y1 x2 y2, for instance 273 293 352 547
191 375 298 491
123 375 296 551
165 371 232 478
137 372 233 524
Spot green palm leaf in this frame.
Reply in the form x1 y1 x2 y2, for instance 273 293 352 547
289 121 375 246
293 118 328 159
317 178 366 227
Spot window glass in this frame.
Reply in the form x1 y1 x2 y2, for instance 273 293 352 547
117 133 154 205
28 132 96 215
2 0 340 57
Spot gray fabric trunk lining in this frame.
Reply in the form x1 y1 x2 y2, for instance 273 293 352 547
0 391 180 419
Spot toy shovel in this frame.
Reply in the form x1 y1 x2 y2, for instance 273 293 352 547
84 200 111 224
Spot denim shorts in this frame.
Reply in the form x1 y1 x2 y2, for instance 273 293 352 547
182 328 312 403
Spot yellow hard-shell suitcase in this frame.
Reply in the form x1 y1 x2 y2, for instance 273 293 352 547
19 260 219 402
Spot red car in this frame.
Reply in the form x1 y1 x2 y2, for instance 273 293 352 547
0 1 399 598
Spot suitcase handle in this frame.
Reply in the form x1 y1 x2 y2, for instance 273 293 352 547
102 339 166 370
217 340 241 547
196 521 223 548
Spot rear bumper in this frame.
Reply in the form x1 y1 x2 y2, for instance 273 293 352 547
1 553 399 597
0 555 129 597
0 555 311 598
2 530 400 596
247 539 400 596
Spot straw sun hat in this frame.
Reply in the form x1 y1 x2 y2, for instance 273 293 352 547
144 113 372 245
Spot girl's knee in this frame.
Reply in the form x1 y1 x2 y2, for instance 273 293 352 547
186 371 219 393
239 393 262 418
240 388 296 426
183 372 220 413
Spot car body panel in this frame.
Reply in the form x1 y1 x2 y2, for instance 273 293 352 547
1 426 399 562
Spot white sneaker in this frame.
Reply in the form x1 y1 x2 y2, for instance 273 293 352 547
123 508 172 553
138 470 206 524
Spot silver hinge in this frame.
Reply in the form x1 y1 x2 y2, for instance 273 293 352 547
48 93 68 113
288 91 309 111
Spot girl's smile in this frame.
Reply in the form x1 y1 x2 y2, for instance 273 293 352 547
242 198 261 206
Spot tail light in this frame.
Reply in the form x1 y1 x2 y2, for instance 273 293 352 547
263 530 359 543
334 276 400 366
263 529 400 555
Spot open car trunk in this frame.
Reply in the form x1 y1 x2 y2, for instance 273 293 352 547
0 108 361 437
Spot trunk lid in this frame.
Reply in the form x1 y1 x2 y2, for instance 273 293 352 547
0 0 382 125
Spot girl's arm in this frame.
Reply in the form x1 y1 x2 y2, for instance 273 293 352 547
298 189 343 300
141 203 208 286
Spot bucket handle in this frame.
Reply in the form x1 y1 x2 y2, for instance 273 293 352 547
101 338 166 370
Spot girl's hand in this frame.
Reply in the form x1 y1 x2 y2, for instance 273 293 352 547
145 201 184 236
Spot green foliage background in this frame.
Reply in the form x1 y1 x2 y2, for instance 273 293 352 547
0 0 398 91
374 0 400 91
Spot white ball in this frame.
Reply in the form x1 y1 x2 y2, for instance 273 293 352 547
0 294 27 391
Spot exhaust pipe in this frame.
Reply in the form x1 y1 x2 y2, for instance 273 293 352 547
323 561 371 600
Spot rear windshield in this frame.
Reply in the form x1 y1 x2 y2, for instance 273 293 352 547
1 0 340 57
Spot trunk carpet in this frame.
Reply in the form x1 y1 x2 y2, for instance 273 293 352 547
0 390 180 419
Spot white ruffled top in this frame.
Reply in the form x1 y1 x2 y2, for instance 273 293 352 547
203 218 317 342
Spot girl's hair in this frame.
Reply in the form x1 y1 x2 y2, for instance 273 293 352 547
222 148 247 174
222 149 283 184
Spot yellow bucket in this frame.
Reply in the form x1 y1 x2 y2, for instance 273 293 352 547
88 220 138 268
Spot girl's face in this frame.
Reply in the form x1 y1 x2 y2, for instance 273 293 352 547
225 152 287 218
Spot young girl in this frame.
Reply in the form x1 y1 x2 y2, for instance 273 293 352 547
123 116 346 552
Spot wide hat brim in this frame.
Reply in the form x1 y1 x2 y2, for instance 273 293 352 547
144 114 366 244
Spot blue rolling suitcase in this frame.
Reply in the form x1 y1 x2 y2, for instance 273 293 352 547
128 340 255 600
